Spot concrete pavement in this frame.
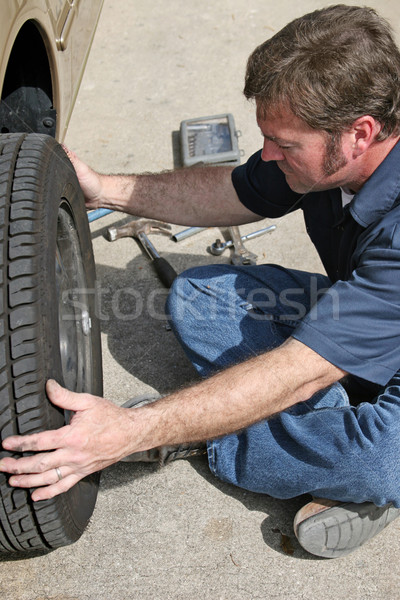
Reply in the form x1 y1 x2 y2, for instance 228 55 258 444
1 1 400 598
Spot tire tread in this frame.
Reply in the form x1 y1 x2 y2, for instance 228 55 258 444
0 133 100 555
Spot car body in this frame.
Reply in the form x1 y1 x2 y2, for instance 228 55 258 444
0 0 104 141
0 0 104 557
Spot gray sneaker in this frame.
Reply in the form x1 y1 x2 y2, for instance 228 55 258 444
294 497 400 558
119 394 207 466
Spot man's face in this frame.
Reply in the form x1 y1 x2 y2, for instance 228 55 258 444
257 106 353 193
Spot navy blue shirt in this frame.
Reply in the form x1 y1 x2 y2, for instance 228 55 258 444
232 143 400 386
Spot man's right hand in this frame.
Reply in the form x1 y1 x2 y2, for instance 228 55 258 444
63 146 104 210
62 146 260 226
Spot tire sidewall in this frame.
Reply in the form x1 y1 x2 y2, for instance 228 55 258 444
37 139 102 531
41 141 102 401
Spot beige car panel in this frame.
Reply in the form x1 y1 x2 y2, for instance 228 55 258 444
0 0 103 140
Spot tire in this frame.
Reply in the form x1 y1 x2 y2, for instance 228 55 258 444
0 133 103 556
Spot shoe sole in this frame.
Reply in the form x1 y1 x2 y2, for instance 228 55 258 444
120 394 207 465
294 501 400 558
120 394 161 463
121 394 161 409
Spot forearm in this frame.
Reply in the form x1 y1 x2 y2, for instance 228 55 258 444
0 339 346 501
129 338 347 451
98 166 258 226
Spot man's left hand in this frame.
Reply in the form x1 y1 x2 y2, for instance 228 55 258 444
0 380 136 502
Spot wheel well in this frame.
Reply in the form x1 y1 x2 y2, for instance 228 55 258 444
0 21 56 136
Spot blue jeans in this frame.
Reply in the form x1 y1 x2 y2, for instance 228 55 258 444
166 264 400 508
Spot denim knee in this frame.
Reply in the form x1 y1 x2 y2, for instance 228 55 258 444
342 395 400 507
166 267 211 335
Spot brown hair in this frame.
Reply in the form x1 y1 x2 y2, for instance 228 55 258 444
244 5 400 139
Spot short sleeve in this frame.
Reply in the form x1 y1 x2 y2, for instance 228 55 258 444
293 235 400 385
231 150 302 217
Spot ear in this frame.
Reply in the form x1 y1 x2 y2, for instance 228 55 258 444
350 116 382 157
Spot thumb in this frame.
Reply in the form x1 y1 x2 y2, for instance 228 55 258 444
61 144 79 166
46 379 94 412
61 145 91 178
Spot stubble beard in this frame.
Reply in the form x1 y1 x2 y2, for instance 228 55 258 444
323 132 348 177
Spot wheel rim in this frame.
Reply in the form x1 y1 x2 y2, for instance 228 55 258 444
55 200 93 393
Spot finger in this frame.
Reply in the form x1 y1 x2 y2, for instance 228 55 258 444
31 473 82 502
6 461 84 502
0 448 72 474
1 424 71 453
1 382 101 453
61 144 76 160
61 145 85 173
45 379 95 412
8 465 72 489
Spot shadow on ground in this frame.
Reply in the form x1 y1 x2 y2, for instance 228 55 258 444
102 457 317 562
92 228 319 562
93 244 225 393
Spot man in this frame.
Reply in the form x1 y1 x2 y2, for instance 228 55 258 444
1 4 400 558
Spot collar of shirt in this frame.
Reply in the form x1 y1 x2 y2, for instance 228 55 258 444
341 187 354 207
350 139 400 228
